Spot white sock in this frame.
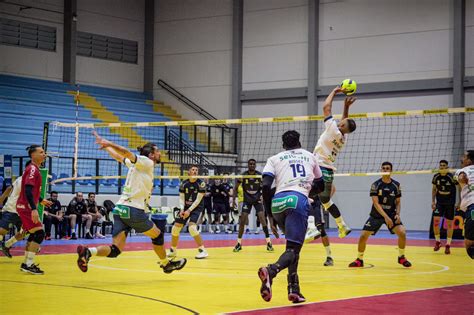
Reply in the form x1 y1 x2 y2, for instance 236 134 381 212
398 248 405 257
435 234 440 242
199 245 205 250
325 245 332 257
307 216 316 229
357 251 364 260
85 228 90 234
5 237 18 248
447 238 452 245
24 251 36 267
265 237 271 243
160 257 169 266
89 247 98 256
237 238 242 244
72 228 76 233
171 246 177 252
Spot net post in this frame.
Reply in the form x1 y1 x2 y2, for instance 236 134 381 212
37 168 49 222
71 157 76 194
160 163 164 195
95 159 99 195
117 161 122 195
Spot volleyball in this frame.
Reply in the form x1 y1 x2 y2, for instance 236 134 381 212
340 79 357 95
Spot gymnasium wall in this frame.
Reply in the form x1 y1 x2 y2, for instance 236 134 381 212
0 0 64 81
153 0 233 120
0 0 145 91
76 0 145 91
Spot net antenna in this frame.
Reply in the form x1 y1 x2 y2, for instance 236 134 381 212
73 85 80 179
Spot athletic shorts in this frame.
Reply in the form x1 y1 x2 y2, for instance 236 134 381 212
433 203 455 220
203 199 213 215
213 202 229 215
363 214 402 235
112 205 154 237
271 191 309 245
464 204 474 241
175 208 202 225
0 212 22 231
319 167 334 202
17 204 42 231
241 202 263 214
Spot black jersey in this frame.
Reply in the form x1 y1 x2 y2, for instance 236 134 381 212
211 183 229 204
369 178 402 218
238 171 262 204
179 179 206 210
432 173 457 205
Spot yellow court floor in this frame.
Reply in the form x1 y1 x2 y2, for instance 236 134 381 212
1 243 473 314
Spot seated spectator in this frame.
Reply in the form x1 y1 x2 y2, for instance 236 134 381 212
43 191 67 240
66 192 92 239
86 192 105 239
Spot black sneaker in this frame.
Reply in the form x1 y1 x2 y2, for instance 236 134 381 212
0 243 12 258
266 242 274 252
161 258 187 274
85 233 93 239
287 274 305 304
323 256 334 266
77 245 91 272
71 233 77 240
20 263 44 275
233 243 242 252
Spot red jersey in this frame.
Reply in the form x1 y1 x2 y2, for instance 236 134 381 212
16 163 42 211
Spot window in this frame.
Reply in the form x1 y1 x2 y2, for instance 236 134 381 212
0 17 56 51
77 31 138 64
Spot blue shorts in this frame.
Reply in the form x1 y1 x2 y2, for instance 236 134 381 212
271 191 310 244
112 205 154 237
0 212 22 231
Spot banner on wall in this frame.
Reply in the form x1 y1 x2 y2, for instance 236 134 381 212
0 155 13 189
429 209 465 240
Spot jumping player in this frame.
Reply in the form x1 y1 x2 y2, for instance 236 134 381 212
312 86 356 238
16 145 53 274
168 165 209 259
76 132 187 273
455 150 474 259
233 159 273 252
258 130 324 303
348 162 412 268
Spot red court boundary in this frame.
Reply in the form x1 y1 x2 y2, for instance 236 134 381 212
228 284 474 315
7 237 465 256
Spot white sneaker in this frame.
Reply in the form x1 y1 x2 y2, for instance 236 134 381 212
195 249 208 259
95 232 106 239
254 228 260 235
226 228 233 234
167 248 177 258
304 227 321 244
215 227 221 234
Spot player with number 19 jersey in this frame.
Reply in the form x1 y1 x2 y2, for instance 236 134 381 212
263 148 322 197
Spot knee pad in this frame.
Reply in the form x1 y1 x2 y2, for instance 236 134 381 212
28 230 45 244
188 224 200 237
322 200 334 211
152 232 164 246
107 245 121 258
171 225 182 237
467 246 474 259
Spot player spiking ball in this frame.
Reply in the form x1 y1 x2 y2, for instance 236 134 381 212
306 81 357 241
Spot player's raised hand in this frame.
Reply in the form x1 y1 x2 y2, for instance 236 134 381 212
333 86 345 94
93 130 110 149
344 96 356 107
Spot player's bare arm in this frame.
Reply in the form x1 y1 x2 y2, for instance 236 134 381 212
93 130 136 162
322 86 344 118
341 96 356 120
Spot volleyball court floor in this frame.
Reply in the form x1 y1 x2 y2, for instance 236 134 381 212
1 229 473 314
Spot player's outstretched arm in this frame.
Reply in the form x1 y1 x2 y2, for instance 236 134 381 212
342 96 356 120
93 131 136 163
322 86 344 118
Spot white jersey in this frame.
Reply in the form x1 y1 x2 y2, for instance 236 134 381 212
3 177 21 214
117 155 154 211
456 165 474 211
313 116 347 170
262 148 323 196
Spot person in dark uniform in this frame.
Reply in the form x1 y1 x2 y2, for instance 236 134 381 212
233 159 273 252
307 194 334 266
211 178 230 234
197 179 213 232
222 175 234 233
349 161 412 268
431 160 458 254
168 165 208 259
43 191 67 240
